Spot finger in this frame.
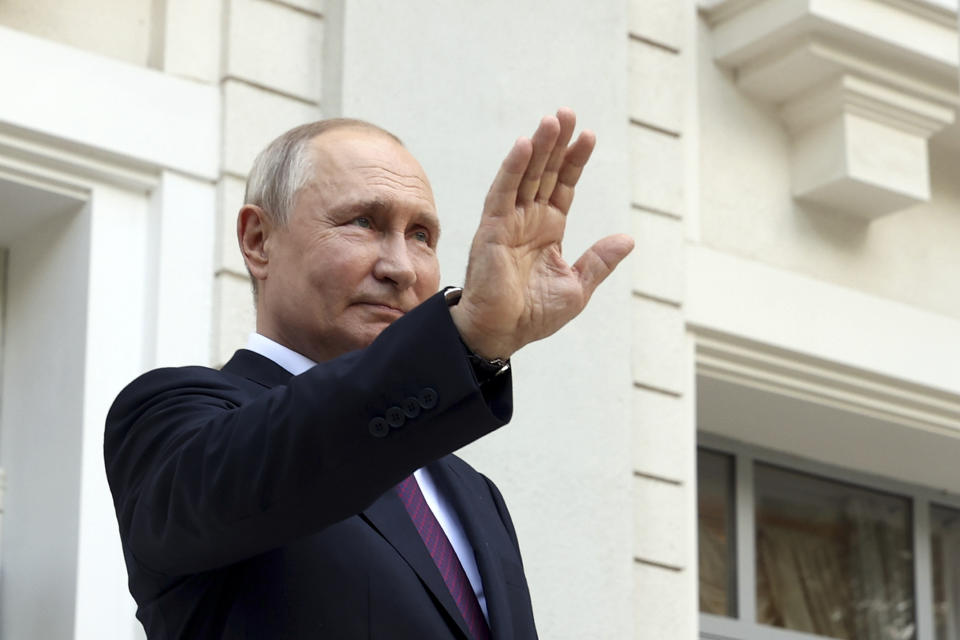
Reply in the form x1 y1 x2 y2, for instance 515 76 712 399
550 129 596 214
483 136 533 217
536 108 576 202
572 233 634 299
517 116 561 205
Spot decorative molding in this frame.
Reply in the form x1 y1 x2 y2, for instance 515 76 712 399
702 0 960 31
738 37 959 106
699 0 765 25
694 328 960 438
699 0 960 219
784 73 953 216
0 125 158 195
0 26 220 181
876 0 960 27
685 245 960 396
780 73 953 137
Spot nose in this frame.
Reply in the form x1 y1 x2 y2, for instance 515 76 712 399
372 232 417 289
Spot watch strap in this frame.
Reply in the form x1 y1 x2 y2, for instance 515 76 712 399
442 286 511 384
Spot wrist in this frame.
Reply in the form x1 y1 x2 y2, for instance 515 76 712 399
445 287 513 361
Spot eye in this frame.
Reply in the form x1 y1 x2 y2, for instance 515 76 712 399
412 230 430 244
351 216 372 229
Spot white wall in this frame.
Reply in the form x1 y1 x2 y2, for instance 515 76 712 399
0 192 90 640
0 0 154 67
330 1 636 637
0 21 220 637
692 2 960 493
627 0 701 635
5 1 956 638
0 26 220 183
696 17 960 321
73 182 155 640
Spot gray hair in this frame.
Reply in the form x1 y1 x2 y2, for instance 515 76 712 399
244 118 403 226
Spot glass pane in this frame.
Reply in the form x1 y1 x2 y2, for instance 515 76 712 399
755 463 914 640
932 504 960 640
698 448 736 617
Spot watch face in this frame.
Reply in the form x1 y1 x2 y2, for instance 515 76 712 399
443 286 464 306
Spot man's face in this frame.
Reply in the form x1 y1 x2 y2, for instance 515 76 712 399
257 128 441 362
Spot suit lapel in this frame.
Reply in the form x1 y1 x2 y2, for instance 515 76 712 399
222 349 474 639
361 492 473 639
429 457 514 640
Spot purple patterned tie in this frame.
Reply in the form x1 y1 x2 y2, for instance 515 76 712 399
394 475 491 640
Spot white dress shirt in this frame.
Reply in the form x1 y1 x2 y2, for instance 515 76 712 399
244 333 489 620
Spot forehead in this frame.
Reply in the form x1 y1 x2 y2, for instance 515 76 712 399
305 128 436 213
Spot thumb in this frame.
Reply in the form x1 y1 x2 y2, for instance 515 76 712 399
572 233 634 299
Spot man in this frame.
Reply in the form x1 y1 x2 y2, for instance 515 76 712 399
105 109 633 639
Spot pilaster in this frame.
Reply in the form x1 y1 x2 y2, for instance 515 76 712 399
628 1 699 638
212 0 325 364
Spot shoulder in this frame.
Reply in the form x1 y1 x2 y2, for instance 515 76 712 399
108 365 247 417
443 455 512 518
108 349 284 418
103 363 259 453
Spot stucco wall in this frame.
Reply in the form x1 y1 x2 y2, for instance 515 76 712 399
696 17 960 321
0 0 153 66
1 1 956 639
321 2 636 638
0 201 90 640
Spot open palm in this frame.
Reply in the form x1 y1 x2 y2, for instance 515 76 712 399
451 108 634 360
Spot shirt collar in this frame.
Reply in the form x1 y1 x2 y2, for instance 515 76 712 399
245 333 317 376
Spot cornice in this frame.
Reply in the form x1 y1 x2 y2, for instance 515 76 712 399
872 0 958 27
694 328 960 438
701 0 958 28
705 0 959 84
699 0 766 24
0 124 159 194
780 73 955 136
737 36 960 106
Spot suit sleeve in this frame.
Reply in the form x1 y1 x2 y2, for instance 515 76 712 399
104 292 512 576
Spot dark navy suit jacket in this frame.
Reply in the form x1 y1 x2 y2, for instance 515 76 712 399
104 292 538 639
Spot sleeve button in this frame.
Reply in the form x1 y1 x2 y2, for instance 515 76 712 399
402 397 421 418
417 388 438 410
368 417 389 438
385 406 406 428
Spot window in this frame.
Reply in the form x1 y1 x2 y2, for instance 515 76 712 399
698 440 960 640
932 505 960 640
755 464 913 638
699 449 736 618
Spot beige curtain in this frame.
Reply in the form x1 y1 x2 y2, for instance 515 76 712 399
757 525 854 638
845 498 914 640
755 496 914 640
935 523 960 640
699 517 730 615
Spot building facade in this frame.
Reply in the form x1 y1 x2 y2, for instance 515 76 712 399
0 1 956 638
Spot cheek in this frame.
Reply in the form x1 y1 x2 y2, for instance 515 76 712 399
415 254 441 290
308 244 378 286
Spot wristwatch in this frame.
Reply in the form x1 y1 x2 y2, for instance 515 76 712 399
443 286 511 383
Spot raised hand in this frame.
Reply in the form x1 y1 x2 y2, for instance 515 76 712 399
449 108 635 360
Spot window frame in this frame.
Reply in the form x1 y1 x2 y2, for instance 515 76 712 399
698 432 960 640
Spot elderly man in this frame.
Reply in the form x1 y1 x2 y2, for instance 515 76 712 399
105 109 633 639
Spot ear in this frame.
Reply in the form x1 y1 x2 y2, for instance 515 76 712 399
237 204 273 282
